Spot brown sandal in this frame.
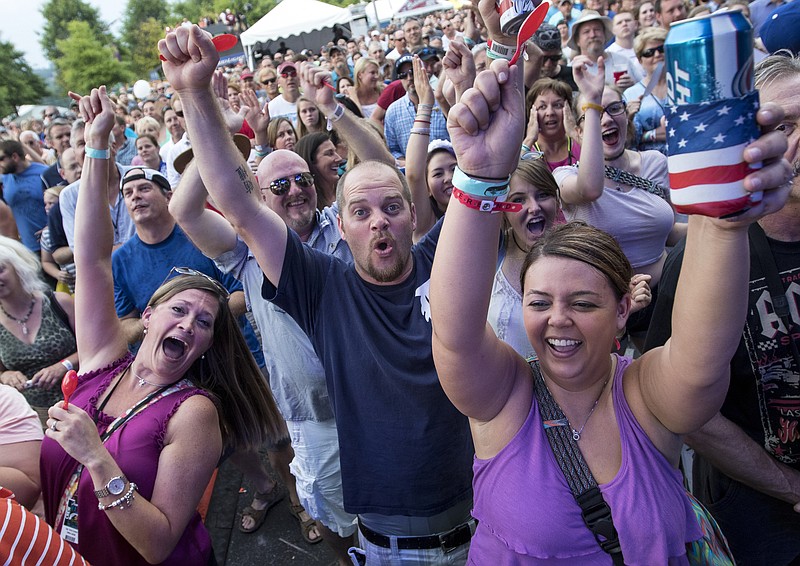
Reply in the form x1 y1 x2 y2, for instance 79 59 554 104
289 502 323 544
239 484 286 533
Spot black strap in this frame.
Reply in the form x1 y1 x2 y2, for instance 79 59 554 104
748 224 800 369
530 360 625 565
46 289 74 337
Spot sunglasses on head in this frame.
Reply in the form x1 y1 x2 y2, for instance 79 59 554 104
641 44 664 58
266 172 314 196
161 266 230 301
577 100 626 125
281 69 297 78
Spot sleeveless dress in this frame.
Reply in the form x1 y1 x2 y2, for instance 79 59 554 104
0 295 76 409
40 355 214 565
469 355 701 564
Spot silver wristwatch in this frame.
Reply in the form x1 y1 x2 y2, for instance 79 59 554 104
94 475 127 499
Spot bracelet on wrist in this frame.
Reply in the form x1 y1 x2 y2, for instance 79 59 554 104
643 129 656 143
521 144 532 153
61 359 74 372
580 102 604 114
98 482 137 511
325 104 345 131
486 39 517 61
85 147 110 160
452 188 522 213
410 128 431 135
418 103 434 110
452 166 512 198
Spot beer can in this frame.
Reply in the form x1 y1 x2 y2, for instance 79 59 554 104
664 11 761 217
497 0 536 35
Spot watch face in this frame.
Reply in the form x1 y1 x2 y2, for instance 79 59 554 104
108 477 126 496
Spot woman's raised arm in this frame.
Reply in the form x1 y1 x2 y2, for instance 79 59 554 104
70 86 129 372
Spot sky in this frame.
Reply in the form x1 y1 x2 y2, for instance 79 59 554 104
4 0 128 70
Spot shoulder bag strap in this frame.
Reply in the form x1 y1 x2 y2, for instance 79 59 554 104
530 360 625 564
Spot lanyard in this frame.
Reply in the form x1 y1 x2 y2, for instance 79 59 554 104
54 364 192 531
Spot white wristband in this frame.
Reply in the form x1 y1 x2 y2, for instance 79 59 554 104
61 359 74 371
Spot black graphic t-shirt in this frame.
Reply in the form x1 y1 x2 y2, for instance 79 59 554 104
645 234 800 470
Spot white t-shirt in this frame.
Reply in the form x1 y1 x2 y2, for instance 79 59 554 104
268 95 298 125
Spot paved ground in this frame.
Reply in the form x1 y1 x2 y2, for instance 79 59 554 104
205 454 339 566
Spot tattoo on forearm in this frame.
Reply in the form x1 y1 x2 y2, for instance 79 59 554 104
235 165 255 194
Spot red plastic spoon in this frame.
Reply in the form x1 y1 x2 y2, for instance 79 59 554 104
509 4 550 66
160 33 238 61
62 370 78 409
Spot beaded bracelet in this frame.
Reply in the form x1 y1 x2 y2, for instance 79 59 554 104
580 102 604 114
98 482 137 511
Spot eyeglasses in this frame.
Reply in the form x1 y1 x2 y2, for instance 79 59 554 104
542 54 562 63
266 172 314 196
162 266 230 301
640 44 664 58
281 69 297 78
577 100 626 124
262 77 277 85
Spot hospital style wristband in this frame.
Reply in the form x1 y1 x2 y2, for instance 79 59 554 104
85 147 110 159
325 103 345 131
61 359 73 372
452 188 522 213
486 39 517 61
580 102 604 114
452 166 511 198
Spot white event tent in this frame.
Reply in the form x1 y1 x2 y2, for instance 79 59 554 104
240 0 352 65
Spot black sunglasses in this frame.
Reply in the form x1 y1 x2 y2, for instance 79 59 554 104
641 45 664 58
577 100 626 124
262 77 277 85
542 54 562 63
397 70 413 80
266 172 314 196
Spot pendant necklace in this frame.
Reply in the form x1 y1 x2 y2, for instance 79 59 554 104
133 368 162 388
0 297 36 336
567 377 609 441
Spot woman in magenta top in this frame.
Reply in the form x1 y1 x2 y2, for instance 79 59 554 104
39 86 282 565
430 24 791 564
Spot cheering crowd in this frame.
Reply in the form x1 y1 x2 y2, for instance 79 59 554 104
1 0 799 563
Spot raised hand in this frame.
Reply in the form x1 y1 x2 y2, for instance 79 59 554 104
413 56 434 107
629 273 653 314
69 86 116 147
298 62 337 115
212 70 245 134
572 55 606 105
241 88 270 135
448 59 524 180
442 41 477 102
159 25 218 93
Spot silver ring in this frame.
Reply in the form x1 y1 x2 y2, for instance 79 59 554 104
50 422 57 432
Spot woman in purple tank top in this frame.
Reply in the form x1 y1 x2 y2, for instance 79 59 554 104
430 25 791 565
39 87 283 565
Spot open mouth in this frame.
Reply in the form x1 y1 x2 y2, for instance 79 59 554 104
163 337 187 360
374 238 394 257
547 338 582 353
526 217 546 237
601 128 620 146
286 198 307 208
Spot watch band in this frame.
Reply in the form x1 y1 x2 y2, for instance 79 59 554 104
94 475 127 499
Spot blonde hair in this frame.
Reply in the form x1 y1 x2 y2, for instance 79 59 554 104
135 116 161 137
0 236 49 296
634 26 667 58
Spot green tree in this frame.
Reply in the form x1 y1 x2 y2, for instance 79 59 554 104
0 37 48 117
121 0 169 53
40 0 111 64
54 21 132 95
171 0 217 24
125 18 169 78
